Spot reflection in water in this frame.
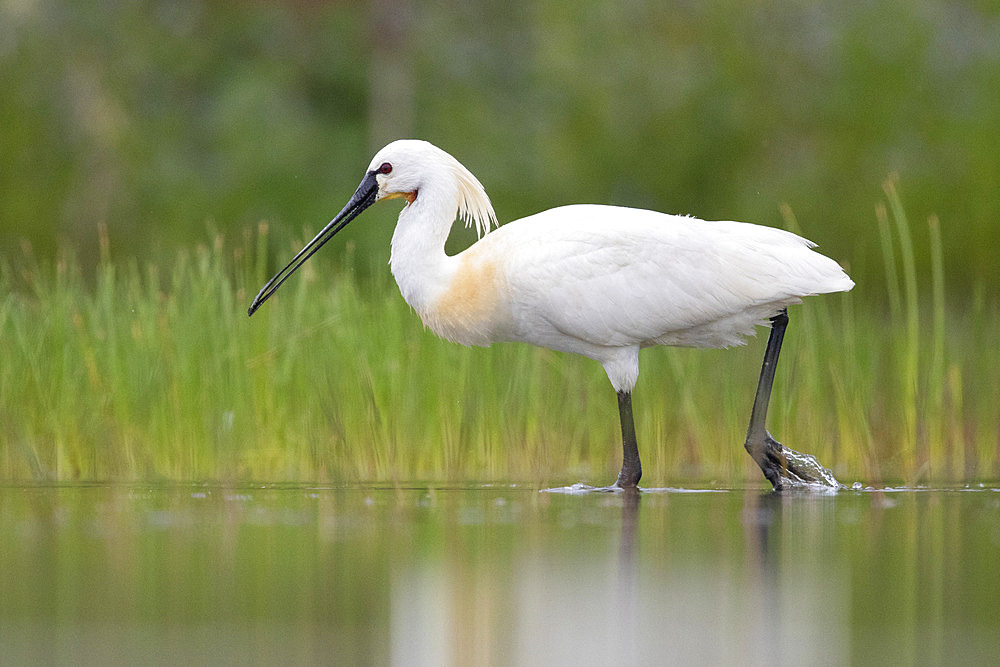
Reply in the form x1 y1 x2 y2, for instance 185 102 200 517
390 487 849 664
616 488 640 666
388 490 635 664
389 488 643 665
742 489 850 664
2 485 999 664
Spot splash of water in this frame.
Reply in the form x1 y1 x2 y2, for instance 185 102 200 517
775 445 842 491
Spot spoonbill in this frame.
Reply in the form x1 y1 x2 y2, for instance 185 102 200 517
249 140 853 490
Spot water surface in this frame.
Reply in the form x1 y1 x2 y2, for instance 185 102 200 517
2 483 998 664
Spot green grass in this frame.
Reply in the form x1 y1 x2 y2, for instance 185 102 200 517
2 185 997 485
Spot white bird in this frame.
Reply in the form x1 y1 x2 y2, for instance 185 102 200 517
249 139 854 490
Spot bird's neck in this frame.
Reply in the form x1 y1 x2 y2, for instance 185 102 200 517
388 188 458 314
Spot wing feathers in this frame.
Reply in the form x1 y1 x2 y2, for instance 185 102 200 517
494 205 852 349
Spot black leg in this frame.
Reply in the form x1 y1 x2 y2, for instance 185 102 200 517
746 310 787 448
615 390 642 488
744 309 839 489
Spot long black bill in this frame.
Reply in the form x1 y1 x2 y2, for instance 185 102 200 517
248 170 379 316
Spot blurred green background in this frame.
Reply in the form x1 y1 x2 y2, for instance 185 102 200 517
3 0 998 290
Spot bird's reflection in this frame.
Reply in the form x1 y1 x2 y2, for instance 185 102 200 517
742 486 790 657
619 487 641 563
616 488 641 664
744 489 783 572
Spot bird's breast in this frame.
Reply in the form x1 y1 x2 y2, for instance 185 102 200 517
418 252 509 347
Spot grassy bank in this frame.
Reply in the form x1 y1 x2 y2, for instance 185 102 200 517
2 185 997 485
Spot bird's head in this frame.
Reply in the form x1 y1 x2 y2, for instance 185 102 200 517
368 140 496 236
247 140 496 316
366 139 426 205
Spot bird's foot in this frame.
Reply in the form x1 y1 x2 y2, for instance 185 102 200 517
746 431 841 491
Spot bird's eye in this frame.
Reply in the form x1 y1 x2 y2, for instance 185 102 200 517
378 162 392 175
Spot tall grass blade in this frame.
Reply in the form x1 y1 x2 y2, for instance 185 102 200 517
882 176 921 479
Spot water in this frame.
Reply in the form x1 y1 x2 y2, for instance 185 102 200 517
2 483 999 665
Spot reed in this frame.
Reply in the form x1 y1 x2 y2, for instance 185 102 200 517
1 187 995 484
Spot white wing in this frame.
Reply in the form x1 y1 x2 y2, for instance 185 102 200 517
491 205 852 350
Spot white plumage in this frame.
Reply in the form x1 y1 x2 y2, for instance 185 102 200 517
250 139 854 490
